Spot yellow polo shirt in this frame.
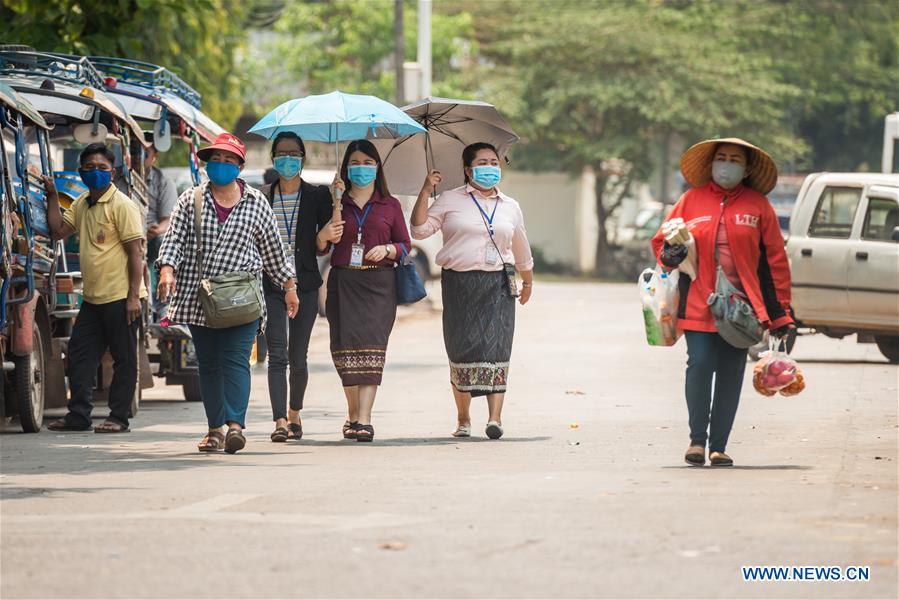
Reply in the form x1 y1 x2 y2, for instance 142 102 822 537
63 185 148 304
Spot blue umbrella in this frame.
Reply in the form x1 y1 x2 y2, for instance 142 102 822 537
249 90 426 160
249 90 426 211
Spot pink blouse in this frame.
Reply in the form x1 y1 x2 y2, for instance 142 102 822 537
411 184 534 272
717 217 743 291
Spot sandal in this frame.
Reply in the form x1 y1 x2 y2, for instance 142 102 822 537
355 424 374 443
452 423 471 438
709 451 734 467
198 430 225 452
47 419 91 432
288 422 303 440
224 428 246 454
342 420 360 440
270 426 289 443
93 420 130 434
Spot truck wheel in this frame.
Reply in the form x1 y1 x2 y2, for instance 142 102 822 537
182 377 202 402
875 336 899 364
14 321 45 433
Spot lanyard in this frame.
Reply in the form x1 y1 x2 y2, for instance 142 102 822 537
276 182 301 244
351 203 373 243
469 192 499 236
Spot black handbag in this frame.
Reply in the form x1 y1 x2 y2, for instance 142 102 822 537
395 247 427 305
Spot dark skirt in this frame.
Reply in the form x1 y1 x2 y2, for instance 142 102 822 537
326 267 397 386
441 269 515 397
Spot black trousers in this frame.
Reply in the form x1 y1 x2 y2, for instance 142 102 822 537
64 299 140 428
264 288 319 420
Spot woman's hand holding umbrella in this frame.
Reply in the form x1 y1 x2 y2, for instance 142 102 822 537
331 172 346 222
422 169 442 194
318 178 345 249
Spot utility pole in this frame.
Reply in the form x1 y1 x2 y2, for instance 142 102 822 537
417 0 432 99
394 0 405 105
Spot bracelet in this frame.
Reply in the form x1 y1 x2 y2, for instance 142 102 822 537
521 282 533 288
283 285 297 292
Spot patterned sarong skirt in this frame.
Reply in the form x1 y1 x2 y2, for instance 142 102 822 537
441 269 515 397
327 267 397 386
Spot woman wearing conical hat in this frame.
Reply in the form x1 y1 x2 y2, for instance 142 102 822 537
651 138 794 467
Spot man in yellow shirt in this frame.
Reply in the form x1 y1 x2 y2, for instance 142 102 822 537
44 143 146 433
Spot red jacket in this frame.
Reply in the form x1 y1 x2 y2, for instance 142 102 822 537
651 182 793 333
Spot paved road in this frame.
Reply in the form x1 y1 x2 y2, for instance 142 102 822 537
1 282 896 599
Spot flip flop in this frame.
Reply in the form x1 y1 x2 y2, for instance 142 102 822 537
93 420 130 433
47 419 91 432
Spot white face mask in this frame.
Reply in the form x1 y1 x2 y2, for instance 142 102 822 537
711 160 746 189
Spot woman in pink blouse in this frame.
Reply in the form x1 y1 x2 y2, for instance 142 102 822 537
316 139 411 443
411 142 534 440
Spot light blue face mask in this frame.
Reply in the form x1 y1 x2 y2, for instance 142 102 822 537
273 156 302 179
471 165 502 189
347 164 378 188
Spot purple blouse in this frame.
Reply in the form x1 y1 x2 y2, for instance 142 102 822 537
328 190 411 267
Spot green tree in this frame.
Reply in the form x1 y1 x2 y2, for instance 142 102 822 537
0 0 250 128
479 0 803 276
250 0 478 112
739 0 899 171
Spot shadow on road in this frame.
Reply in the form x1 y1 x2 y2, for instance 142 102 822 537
796 358 892 365
301 436 552 447
661 465 813 471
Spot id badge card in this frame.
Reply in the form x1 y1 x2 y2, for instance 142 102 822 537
485 241 500 265
350 243 365 267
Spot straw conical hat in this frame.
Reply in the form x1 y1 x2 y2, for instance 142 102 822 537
679 137 778 195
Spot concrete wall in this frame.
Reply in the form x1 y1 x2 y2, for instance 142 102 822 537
502 168 597 273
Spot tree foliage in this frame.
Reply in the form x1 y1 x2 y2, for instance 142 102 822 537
467 0 898 274
252 0 478 110
0 0 250 128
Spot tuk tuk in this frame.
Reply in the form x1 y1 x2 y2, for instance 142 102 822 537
0 49 154 426
0 81 63 432
89 56 227 403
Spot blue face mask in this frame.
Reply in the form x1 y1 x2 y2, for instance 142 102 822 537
347 164 378 188
206 160 241 186
273 156 302 179
471 165 502 189
79 168 113 191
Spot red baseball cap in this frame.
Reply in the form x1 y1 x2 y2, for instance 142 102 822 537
197 132 246 163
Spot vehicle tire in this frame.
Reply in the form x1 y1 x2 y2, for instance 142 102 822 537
182 377 203 402
13 320 45 433
875 336 899 364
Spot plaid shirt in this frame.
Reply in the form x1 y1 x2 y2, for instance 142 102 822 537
156 180 295 331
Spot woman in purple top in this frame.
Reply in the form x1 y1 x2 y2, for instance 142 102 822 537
316 139 411 442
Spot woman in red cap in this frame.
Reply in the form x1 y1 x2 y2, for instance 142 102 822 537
651 138 794 467
156 133 299 454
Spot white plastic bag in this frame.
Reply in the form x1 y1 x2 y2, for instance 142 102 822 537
753 337 805 396
639 266 681 346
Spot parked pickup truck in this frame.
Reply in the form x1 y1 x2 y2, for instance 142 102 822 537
786 172 899 362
